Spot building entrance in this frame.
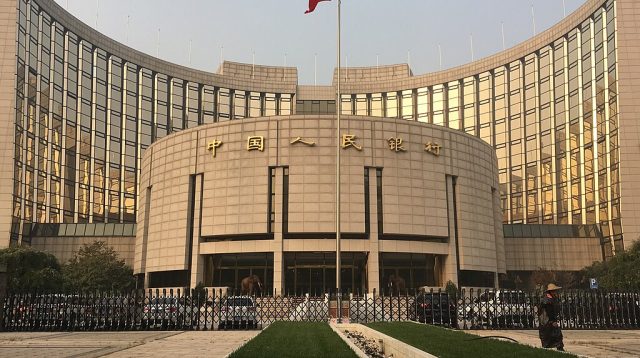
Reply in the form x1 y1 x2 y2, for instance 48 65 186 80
203 253 274 294
284 252 367 295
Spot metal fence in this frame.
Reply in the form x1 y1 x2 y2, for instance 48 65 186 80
2 288 639 331
457 288 640 330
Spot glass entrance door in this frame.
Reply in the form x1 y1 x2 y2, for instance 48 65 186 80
284 252 367 295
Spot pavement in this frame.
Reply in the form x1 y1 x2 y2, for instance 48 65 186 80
0 330 259 358
467 330 640 358
0 329 639 357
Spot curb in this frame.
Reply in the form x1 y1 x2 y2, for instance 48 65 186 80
333 322 437 358
329 322 369 358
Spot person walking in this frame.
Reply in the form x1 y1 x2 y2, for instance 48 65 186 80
538 283 564 351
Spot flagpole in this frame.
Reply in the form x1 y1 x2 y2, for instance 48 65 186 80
335 0 342 322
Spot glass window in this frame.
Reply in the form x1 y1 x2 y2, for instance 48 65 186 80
249 92 262 117
401 89 413 120
203 86 216 123
416 88 429 123
463 76 476 135
217 88 230 120
432 85 444 126
279 94 292 115
371 93 382 117
355 94 367 116
234 90 246 119
385 92 398 118
171 78 184 130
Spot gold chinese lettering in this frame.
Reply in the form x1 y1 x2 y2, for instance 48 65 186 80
206 139 222 158
387 137 406 152
341 134 362 151
424 142 442 156
247 136 264 151
290 136 316 146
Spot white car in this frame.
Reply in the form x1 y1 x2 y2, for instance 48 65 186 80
288 299 329 321
142 296 196 328
459 290 535 328
218 296 258 329
348 298 385 322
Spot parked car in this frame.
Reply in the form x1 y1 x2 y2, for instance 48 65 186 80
411 292 456 327
348 297 384 322
142 296 195 328
459 290 534 328
289 299 329 322
218 296 258 329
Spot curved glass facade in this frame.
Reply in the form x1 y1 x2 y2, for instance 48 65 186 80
10 0 620 257
338 0 620 257
12 0 293 244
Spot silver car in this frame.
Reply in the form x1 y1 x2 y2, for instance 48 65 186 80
218 296 258 329
142 296 195 328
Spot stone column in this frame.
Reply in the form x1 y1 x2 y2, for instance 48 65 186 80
272 167 285 295
367 168 380 293
443 175 459 286
190 175 204 288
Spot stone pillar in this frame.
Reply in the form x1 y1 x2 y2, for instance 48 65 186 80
366 168 380 293
190 174 204 288
272 167 285 295
443 175 459 286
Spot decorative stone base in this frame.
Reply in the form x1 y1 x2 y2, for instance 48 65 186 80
331 322 437 358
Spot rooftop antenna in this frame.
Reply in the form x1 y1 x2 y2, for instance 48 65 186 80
252 50 255 79
345 55 348 81
220 45 224 68
470 33 474 61
501 22 506 50
563 0 566 18
126 15 130 44
531 4 536 36
95 0 98 29
438 44 442 70
407 50 411 68
376 53 379 79
188 40 192 65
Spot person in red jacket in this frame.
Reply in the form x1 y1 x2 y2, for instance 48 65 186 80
538 283 564 351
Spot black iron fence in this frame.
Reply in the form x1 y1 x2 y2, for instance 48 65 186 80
457 288 640 330
2 288 639 331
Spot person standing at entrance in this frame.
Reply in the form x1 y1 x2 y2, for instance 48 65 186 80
538 283 564 351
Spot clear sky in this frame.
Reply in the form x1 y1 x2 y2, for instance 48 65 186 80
54 0 586 85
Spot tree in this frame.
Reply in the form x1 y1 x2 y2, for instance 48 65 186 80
530 268 577 290
0 246 63 292
62 241 134 292
580 241 640 291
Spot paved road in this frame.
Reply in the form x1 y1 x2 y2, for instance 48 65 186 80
0 330 259 358
2 329 639 357
468 330 640 358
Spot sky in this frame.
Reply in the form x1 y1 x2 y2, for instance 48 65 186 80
54 0 586 85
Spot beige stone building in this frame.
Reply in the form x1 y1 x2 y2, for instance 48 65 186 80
134 116 503 292
0 0 637 291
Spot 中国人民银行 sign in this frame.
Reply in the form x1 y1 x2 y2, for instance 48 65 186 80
204 135 442 159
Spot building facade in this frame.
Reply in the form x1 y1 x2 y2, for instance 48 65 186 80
134 115 504 292
0 0 638 290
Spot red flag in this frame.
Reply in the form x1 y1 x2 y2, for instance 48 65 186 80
305 0 330 14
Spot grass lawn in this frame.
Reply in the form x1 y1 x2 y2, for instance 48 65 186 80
366 322 575 358
229 321 358 358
